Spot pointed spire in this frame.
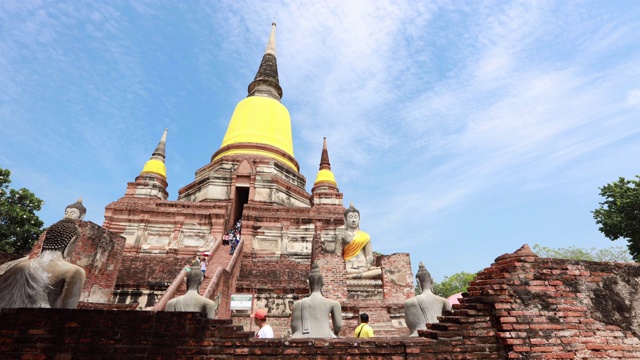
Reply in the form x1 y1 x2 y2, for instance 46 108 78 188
313 137 337 188
319 137 331 171
140 128 168 179
247 23 283 101
265 22 277 56
151 128 168 161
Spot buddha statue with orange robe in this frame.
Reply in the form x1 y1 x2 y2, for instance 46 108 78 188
335 203 382 279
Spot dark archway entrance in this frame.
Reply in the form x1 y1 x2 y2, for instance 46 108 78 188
233 186 249 226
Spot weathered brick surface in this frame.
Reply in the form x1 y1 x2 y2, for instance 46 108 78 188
381 253 415 302
3 244 640 358
235 256 309 292
420 244 640 359
116 253 192 286
0 308 436 359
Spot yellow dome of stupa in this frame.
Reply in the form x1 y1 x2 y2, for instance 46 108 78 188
210 23 299 172
314 169 337 186
141 159 167 178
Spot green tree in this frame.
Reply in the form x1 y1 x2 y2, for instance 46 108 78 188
533 244 632 262
432 272 477 298
593 176 640 261
0 167 44 254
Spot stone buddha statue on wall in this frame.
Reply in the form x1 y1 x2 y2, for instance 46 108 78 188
335 203 382 279
291 263 342 338
404 261 452 336
165 266 217 318
0 218 86 310
64 198 86 220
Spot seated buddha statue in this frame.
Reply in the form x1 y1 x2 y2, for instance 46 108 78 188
291 263 342 338
63 197 86 220
335 203 382 279
165 266 217 318
404 262 452 336
0 218 86 310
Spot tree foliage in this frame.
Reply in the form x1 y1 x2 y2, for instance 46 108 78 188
432 271 477 298
593 176 640 262
532 244 631 262
0 167 44 254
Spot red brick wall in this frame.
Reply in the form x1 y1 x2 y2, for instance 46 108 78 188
314 251 348 301
3 244 640 359
381 252 415 302
422 244 640 358
115 253 192 287
0 308 440 358
235 256 309 293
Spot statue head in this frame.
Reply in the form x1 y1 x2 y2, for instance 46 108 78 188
42 219 80 252
186 266 203 291
344 202 360 230
64 198 86 220
308 263 323 292
415 261 433 293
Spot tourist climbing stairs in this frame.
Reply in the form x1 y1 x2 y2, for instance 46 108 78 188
151 231 242 313
199 241 234 295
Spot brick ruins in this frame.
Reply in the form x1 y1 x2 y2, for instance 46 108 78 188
2 244 640 358
3 25 640 359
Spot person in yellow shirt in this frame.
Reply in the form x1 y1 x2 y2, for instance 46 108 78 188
354 313 374 338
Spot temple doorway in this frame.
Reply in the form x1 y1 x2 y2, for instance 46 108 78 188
232 186 249 226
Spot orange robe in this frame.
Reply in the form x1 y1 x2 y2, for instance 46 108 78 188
342 230 370 262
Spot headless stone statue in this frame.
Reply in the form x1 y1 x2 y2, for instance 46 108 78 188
404 262 452 336
335 203 382 279
291 263 342 338
165 266 216 318
0 218 86 310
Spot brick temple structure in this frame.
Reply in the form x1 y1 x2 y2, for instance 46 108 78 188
4 22 640 359
96 23 413 337
3 244 640 359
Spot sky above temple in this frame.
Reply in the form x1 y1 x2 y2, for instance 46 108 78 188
2 1 640 282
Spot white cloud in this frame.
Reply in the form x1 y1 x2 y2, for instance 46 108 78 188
627 89 640 109
2 0 640 280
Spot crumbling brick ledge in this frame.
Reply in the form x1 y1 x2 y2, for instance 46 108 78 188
2 244 640 359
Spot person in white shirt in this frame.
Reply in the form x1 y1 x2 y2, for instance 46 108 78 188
251 308 274 338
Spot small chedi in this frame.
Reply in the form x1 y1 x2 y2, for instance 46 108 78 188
291 263 342 338
404 261 452 336
0 199 87 310
165 266 217 318
336 203 382 279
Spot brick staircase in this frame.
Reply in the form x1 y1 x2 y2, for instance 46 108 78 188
199 241 234 293
152 231 241 312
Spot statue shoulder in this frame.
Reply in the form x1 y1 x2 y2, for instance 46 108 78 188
166 298 177 309
330 298 341 307
404 296 418 307
68 263 86 278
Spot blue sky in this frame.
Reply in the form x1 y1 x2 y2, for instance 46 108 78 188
1 1 639 282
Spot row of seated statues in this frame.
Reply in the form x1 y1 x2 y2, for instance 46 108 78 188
0 200 452 337
163 260 452 337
